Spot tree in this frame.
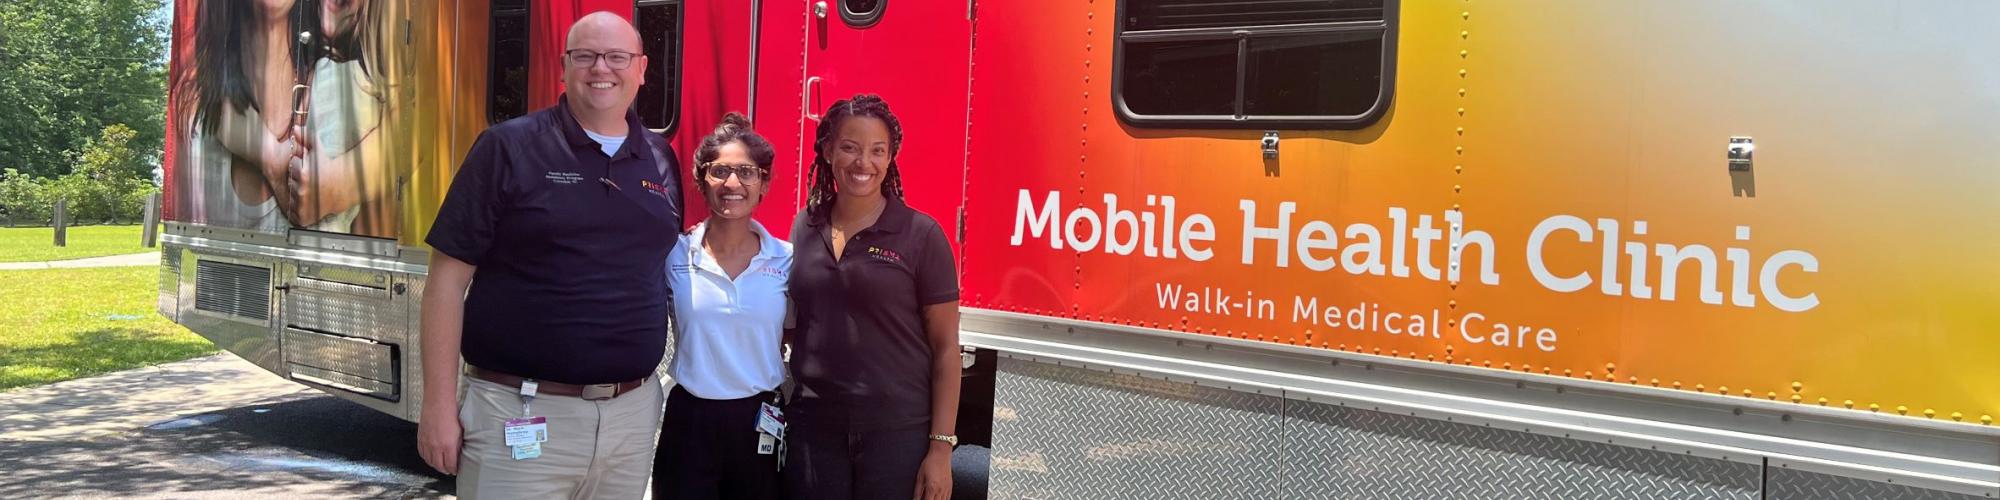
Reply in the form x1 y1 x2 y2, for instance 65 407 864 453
73 123 147 181
0 0 168 180
60 124 151 223
0 125 157 225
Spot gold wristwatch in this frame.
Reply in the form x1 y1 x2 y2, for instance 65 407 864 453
927 434 958 446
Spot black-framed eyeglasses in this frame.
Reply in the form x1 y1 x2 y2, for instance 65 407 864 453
565 49 639 70
702 162 769 185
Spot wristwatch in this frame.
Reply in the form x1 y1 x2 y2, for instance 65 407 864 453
927 434 958 446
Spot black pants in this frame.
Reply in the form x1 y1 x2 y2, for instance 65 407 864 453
653 386 781 500
780 419 930 500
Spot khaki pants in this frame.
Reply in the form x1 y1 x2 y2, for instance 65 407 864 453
458 374 665 500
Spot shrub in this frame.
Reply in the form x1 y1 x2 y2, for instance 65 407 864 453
0 125 158 226
0 168 52 226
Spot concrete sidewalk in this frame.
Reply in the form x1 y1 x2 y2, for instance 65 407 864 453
0 251 160 270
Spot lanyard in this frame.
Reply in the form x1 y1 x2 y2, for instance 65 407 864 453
519 379 538 416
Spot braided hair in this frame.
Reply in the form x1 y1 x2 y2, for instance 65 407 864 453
805 94 905 218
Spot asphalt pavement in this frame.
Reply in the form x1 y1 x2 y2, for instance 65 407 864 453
0 354 993 499
0 355 452 499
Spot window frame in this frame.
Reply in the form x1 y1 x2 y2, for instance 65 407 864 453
635 0 686 134
840 0 887 29
487 0 533 125
1111 0 1400 130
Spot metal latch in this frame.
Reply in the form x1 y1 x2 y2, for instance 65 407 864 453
1261 131 1280 160
1727 136 1754 171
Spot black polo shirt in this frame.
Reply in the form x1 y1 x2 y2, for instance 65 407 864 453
426 95 683 385
787 199 959 430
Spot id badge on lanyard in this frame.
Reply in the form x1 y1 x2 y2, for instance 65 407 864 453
756 401 787 472
505 380 549 460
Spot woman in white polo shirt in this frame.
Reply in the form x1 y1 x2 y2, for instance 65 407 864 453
654 113 791 500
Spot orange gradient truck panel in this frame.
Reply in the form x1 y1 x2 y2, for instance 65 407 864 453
961 0 2000 422
163 0 2000 424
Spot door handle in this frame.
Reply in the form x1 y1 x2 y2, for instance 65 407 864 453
810 0 829 49
803 76 823 121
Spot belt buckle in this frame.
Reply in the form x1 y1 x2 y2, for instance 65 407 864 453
581 383 618 400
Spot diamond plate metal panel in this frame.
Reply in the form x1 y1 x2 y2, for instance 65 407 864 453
397 272 428 421
989 357 1773 499
991 358 1285 500
157 245 179 320
295 263 394 295
289 363 398 396
284 289 407 343
159 244 180 288
1283 398 1760 499
1768 467 1993 500
282 327 399 400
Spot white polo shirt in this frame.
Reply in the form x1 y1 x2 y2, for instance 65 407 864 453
667 219 793 400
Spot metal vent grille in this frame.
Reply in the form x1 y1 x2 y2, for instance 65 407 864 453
194 260 270 321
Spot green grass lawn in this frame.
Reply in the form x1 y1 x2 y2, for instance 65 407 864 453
0 265 215 391
0 225 157 263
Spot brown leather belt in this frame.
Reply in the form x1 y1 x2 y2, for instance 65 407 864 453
467 366 649 401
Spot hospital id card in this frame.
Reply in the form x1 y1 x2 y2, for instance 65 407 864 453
755 403 786 439
505 416 548 446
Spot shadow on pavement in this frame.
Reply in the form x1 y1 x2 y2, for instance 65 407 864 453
2 387 993 499
0 353 302 440
0 395 451 499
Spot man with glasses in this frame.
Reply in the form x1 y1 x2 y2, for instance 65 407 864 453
418 11 682 499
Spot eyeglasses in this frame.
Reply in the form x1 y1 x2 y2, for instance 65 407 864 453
565 49 639 70
702 162 769 185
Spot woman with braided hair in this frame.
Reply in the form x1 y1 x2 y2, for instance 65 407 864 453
784 94 963 500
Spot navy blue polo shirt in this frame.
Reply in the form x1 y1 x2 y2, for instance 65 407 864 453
787 199 959 430
426 95 683 385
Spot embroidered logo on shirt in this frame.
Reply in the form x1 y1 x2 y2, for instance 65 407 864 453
866 246 903 265
640 180 672 199
757 266 787 278
546 171 584 185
